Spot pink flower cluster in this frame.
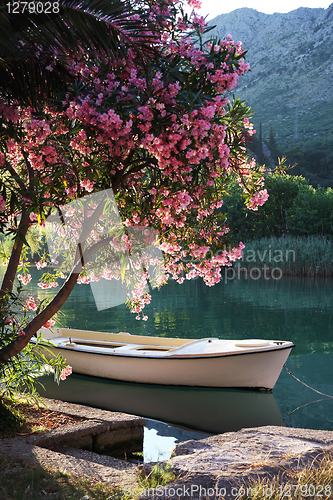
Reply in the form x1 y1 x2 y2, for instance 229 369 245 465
38 281 59 289
43 319 56 328
0 195 6 211
17 274 32 285
24 295 38 312
36 260 48 270
244 117 255 136
187 0 202 8
80 178 95 193
29 213 38 222
77 275 89 284
246 189 269 210
60 365 72 380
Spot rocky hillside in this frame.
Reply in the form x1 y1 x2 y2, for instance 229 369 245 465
208 5 333 151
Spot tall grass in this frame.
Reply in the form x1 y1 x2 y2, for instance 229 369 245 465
239 236 333 277
238 451 333 500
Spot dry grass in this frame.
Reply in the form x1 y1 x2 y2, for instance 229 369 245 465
235 452 333 500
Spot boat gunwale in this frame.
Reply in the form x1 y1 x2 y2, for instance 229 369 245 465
42 342 295 360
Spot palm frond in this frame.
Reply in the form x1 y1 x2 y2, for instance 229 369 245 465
0 0 159 106
0 0 156 61
0 59 70 106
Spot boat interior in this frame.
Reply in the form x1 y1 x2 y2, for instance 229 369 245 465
36 327 294 357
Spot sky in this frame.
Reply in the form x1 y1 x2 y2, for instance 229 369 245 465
197 0 332 19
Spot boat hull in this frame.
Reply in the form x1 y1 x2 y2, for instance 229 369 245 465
48 345 292 390
37 328 294 390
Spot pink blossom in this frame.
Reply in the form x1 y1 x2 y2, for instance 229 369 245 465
17 274 32 285
29 213 38 222
159 241 181 254
244 117 255 136
38 281 58 288
36 260 48 270
238 59 250 73
60 365 72 380
65 186 77 198
0 195 6 211
43 319 55 328
77 275 89 284
190 245 210 259
25 296 38 312
80 178 95 193
246 189 269 210
188 0 202 8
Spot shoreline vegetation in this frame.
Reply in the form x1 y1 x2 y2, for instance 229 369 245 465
221 172 333 278
238 236 333 277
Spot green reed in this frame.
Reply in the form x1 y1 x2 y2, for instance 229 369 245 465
239 236 333 276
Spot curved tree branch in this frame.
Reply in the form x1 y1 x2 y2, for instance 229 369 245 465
113 157 158 192
0 233 113 363
3 161 27 192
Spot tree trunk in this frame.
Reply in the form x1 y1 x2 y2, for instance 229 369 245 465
0 269 80 362
0 211 30 301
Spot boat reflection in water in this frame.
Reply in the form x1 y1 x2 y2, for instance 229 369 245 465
38 373 284 434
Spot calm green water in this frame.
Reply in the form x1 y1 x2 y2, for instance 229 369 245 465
32 272 333 435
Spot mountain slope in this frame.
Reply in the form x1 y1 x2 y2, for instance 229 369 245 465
208 5 333 151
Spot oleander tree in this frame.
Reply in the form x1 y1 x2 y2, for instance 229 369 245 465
0 0 162 395
0 0 268 374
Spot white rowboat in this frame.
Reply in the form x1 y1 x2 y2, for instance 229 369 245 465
37 327 294 390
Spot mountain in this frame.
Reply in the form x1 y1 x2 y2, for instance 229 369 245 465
208 5 333 184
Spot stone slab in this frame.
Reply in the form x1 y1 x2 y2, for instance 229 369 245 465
136 426 333 500
0 438 139 486
0 395 145 487
37 395 145 428
171 426 331 473
3 396 333 497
